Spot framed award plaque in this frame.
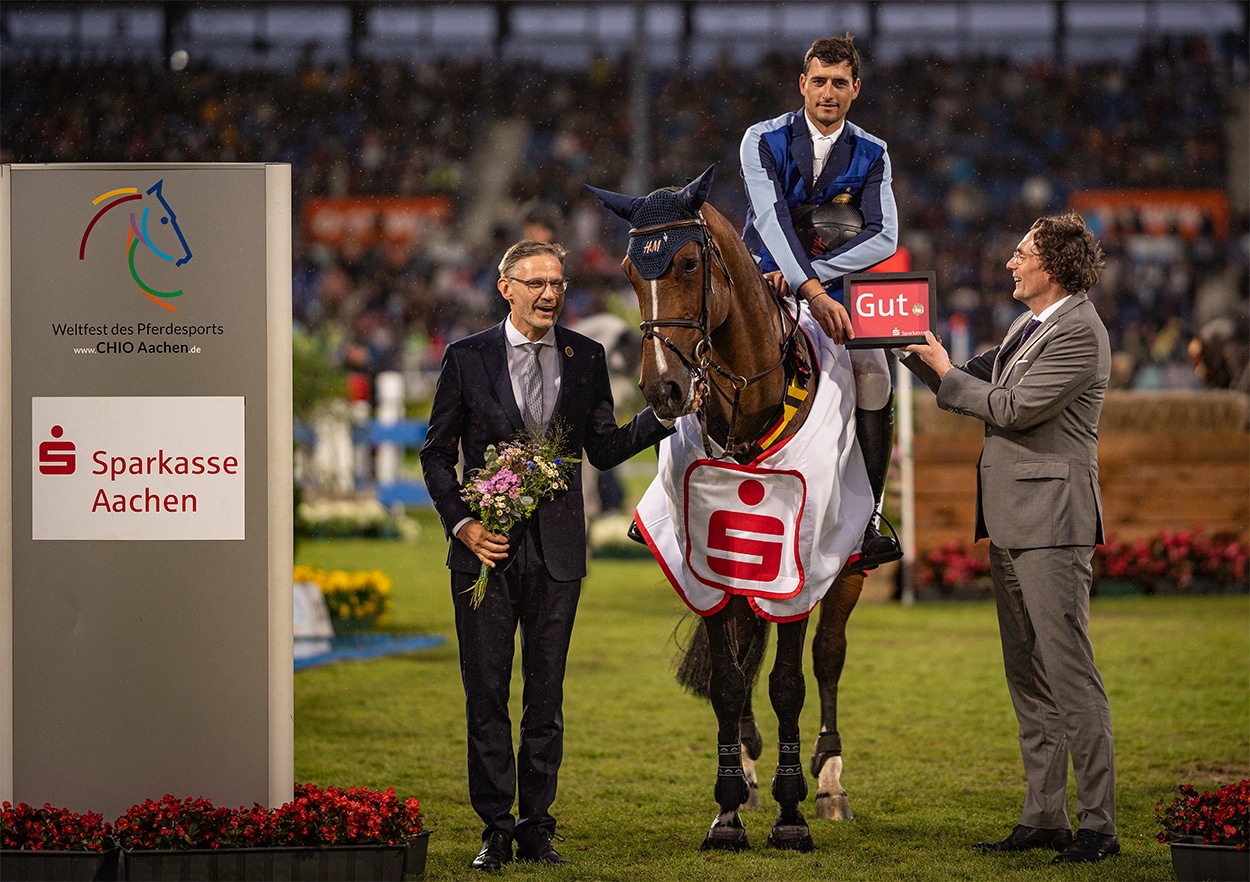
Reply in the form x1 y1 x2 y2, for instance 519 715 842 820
843 271 936 349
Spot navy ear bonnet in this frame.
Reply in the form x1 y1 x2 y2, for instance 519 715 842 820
625 188 705 280
585 163 717 281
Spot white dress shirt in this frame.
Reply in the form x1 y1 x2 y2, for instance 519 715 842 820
806 114 844 179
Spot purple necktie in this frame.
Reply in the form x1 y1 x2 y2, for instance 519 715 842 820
1004 318 1042 359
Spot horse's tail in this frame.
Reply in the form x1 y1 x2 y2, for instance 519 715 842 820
672 611 770 700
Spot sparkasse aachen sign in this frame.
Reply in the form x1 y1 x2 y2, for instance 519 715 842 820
1 163 293 819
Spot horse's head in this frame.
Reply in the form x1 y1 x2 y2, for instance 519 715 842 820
143 179 194 268
587 164 723 421
80 178 194 312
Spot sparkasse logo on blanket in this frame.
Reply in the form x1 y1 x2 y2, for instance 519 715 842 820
32 397 245 540
684 463 806 599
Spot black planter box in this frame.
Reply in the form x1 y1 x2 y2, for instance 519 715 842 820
120 832 429 881
0 848 120 881
1169 836 1250 882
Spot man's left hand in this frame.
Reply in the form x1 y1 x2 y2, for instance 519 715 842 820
901 330 953 379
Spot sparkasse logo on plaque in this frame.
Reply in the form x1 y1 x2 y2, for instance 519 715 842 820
32 396 245 540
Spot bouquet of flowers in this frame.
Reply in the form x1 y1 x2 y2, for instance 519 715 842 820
460 425 578 608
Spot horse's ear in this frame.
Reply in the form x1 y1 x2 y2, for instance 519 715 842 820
585 184 642 222
676 164 717 213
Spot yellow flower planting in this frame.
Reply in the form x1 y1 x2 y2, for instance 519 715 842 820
294 565 394 623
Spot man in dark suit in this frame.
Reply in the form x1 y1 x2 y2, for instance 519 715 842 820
900 213 1119 864
419 239 673 871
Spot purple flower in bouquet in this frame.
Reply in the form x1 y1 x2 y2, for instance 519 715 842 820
459 424 578 608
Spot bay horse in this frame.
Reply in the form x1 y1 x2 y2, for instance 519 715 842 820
588 165 870 852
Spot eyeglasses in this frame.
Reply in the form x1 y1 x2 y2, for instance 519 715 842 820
505 276 569 294
1011 248 1038 264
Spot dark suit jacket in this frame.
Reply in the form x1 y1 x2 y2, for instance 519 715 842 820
420 320 672 582
902 293 1111 549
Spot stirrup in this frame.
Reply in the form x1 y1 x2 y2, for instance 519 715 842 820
627 518 646 545
856 511 902 571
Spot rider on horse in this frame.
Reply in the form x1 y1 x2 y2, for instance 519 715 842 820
740 33 902 571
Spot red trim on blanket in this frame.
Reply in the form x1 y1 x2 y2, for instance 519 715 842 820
631 507 731 618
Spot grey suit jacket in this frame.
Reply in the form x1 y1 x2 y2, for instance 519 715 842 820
903 294 1111 548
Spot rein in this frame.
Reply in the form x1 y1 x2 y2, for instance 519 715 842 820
629 212 805 459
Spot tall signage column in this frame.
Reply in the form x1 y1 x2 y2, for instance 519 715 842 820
1 163 293 817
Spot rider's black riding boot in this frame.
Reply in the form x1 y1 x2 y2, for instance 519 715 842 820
855 391 902 571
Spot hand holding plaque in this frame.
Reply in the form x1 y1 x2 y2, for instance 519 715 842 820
843 271 937 349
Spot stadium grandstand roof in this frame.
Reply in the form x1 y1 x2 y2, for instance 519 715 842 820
3 0 1247 70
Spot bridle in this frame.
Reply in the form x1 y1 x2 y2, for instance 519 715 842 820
628 210 804 459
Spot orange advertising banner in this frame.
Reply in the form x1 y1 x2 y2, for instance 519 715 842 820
1069 189 1228 241
302 195 453 245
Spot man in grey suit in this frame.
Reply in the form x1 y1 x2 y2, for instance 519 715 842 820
900 212 1118 864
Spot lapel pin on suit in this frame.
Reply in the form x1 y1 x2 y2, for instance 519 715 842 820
564 346 573 357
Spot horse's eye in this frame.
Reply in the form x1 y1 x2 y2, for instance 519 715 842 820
680 256 699 275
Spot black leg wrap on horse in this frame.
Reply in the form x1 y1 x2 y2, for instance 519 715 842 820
768 741 815 852
809 731 843 778
771 742 808 805
715 743 750 810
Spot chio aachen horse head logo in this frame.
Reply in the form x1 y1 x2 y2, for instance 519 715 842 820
78 179 193 312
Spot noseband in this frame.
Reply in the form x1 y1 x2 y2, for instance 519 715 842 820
629 211 803 458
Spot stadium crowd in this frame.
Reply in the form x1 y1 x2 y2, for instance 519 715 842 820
3 32 1246 395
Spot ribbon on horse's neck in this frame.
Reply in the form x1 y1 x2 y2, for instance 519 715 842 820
629 211 802 460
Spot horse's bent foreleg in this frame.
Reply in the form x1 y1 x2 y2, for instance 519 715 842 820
700 603 752 851
766 619 814 852
739 711 762 809
811 571 863 820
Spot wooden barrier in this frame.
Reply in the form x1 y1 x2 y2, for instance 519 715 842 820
908 389 1250 551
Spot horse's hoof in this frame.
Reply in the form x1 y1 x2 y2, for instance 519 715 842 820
743 780 761 810
766 823 815 852
814 789 853 821
701 815 750 852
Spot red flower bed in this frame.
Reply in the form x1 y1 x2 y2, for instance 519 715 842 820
1156 780 1250 850
1 783 421 852
915 526 1248 594
1 802 112 851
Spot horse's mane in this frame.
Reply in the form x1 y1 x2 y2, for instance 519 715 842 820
695 201 815 460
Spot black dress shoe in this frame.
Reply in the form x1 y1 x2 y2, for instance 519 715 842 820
470 831 513 871
517 831 570 865
1052 829 1120 864
972 824 1074 852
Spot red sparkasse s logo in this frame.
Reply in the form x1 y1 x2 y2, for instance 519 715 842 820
79 179 194 312
704 479 785 583
39 425 76 475
683 461 806 600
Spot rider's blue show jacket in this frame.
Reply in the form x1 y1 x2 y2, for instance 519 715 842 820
740 110 898 304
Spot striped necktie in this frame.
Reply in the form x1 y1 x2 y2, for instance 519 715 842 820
520 342 545 434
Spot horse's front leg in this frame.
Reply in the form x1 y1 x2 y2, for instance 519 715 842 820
766 618 814 852
811 570 864 820
739 699 763 809
700 602 752 851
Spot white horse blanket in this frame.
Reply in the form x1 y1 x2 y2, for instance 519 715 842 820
633 313 874 622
